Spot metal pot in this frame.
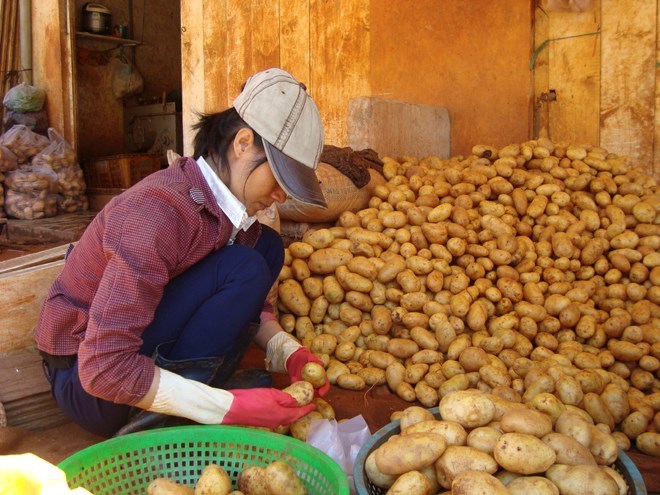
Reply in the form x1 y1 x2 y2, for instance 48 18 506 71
82 3 112 35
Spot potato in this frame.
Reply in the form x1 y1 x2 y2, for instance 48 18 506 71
402 420 468 446
493 433 556 474
399 406 435 430
237 466 270 495
450 470 511 495
375 432 447 475
148 478 194 495
546 464 619 495
289 411 323 441
589 426 618 465
500 408 553 437
278 279 310 316
301 362 326 388
439 390 495 428
265 460 306 495
282 381 314 406
307 248 353 274
541 432 597 466
466 426 502 454
434 445 498 489
365 450 396 489
194 464 231 495
312 397 335 420
635 431 660 456
385 470 432 495
507 476 559 495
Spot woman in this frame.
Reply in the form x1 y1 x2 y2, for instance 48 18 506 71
34 68 330 438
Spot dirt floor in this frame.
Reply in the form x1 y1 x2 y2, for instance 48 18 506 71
0 213 659 493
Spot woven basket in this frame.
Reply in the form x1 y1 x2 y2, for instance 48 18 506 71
353 406 647 495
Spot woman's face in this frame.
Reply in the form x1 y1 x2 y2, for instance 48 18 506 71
227 128 287 216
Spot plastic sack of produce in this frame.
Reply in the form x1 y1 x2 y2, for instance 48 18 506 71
2 83 46 113
31 128 78 171
4 165 59 219
0 144 17 173
57 194 89 214
111 54 144 99
56 164 87 196
3 109 49 134
0 124 49 164
277 163 386 223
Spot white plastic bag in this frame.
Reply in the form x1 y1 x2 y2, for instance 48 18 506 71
306 415 371 494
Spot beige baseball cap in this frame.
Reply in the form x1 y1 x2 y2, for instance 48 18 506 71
233 68 327 208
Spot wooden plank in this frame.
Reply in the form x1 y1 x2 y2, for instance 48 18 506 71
310 0 370 147
181 0 205 155
0 349 68 431
656 5 660 181
203 0 230 110
600 0 656 176
251 0 280 71
533 5 551 138
0 260 63 354
0 243 71 276
279 0 311 86
226 1 252 104
547 1 601 146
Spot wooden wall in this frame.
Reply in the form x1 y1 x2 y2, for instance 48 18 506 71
534 0 658 179
180 1 534 159
181 0 371 155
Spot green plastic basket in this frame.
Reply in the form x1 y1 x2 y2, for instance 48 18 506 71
353 406 647 495
59 425 349 495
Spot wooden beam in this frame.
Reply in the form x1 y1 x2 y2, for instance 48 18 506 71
0 243 71 276
0 260 64 354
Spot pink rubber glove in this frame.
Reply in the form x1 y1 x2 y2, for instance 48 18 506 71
220 388 315 429
286 347 331 396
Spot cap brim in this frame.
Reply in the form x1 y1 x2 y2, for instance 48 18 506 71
263 139 327 208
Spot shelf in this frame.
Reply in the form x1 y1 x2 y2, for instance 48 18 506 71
75 32 142 47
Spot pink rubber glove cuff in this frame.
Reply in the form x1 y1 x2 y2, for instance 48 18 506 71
286 347 330 396
220 388 315 429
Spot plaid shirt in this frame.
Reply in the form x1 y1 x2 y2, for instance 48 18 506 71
34 157 264 405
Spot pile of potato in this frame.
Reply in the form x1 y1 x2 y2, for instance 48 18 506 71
147 459 307 495
275 138 659 461
366 398 629 494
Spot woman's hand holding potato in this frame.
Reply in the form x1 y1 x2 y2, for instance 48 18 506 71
286 347 330 396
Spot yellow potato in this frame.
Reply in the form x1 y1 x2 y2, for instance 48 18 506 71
364 450 396 489
452 470 511 495
282 381 314 406
278 279 310 316
307 248 353 274
375 432 447 476
635 432 660 457
439 390 495 428
500 408 553 437
546 464 619 495
466 426 502 454
402 420 468 446
541 432 597 466
194 464 231 495
148 478 194 495
434 445 498 489
385 470 432 495
507 476 559 495
265 460 306 495
493 433 556 474
301 362 326 388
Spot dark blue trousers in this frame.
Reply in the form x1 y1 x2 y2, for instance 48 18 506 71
45 226 283 437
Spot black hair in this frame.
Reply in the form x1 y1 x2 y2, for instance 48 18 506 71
191 107 266 179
